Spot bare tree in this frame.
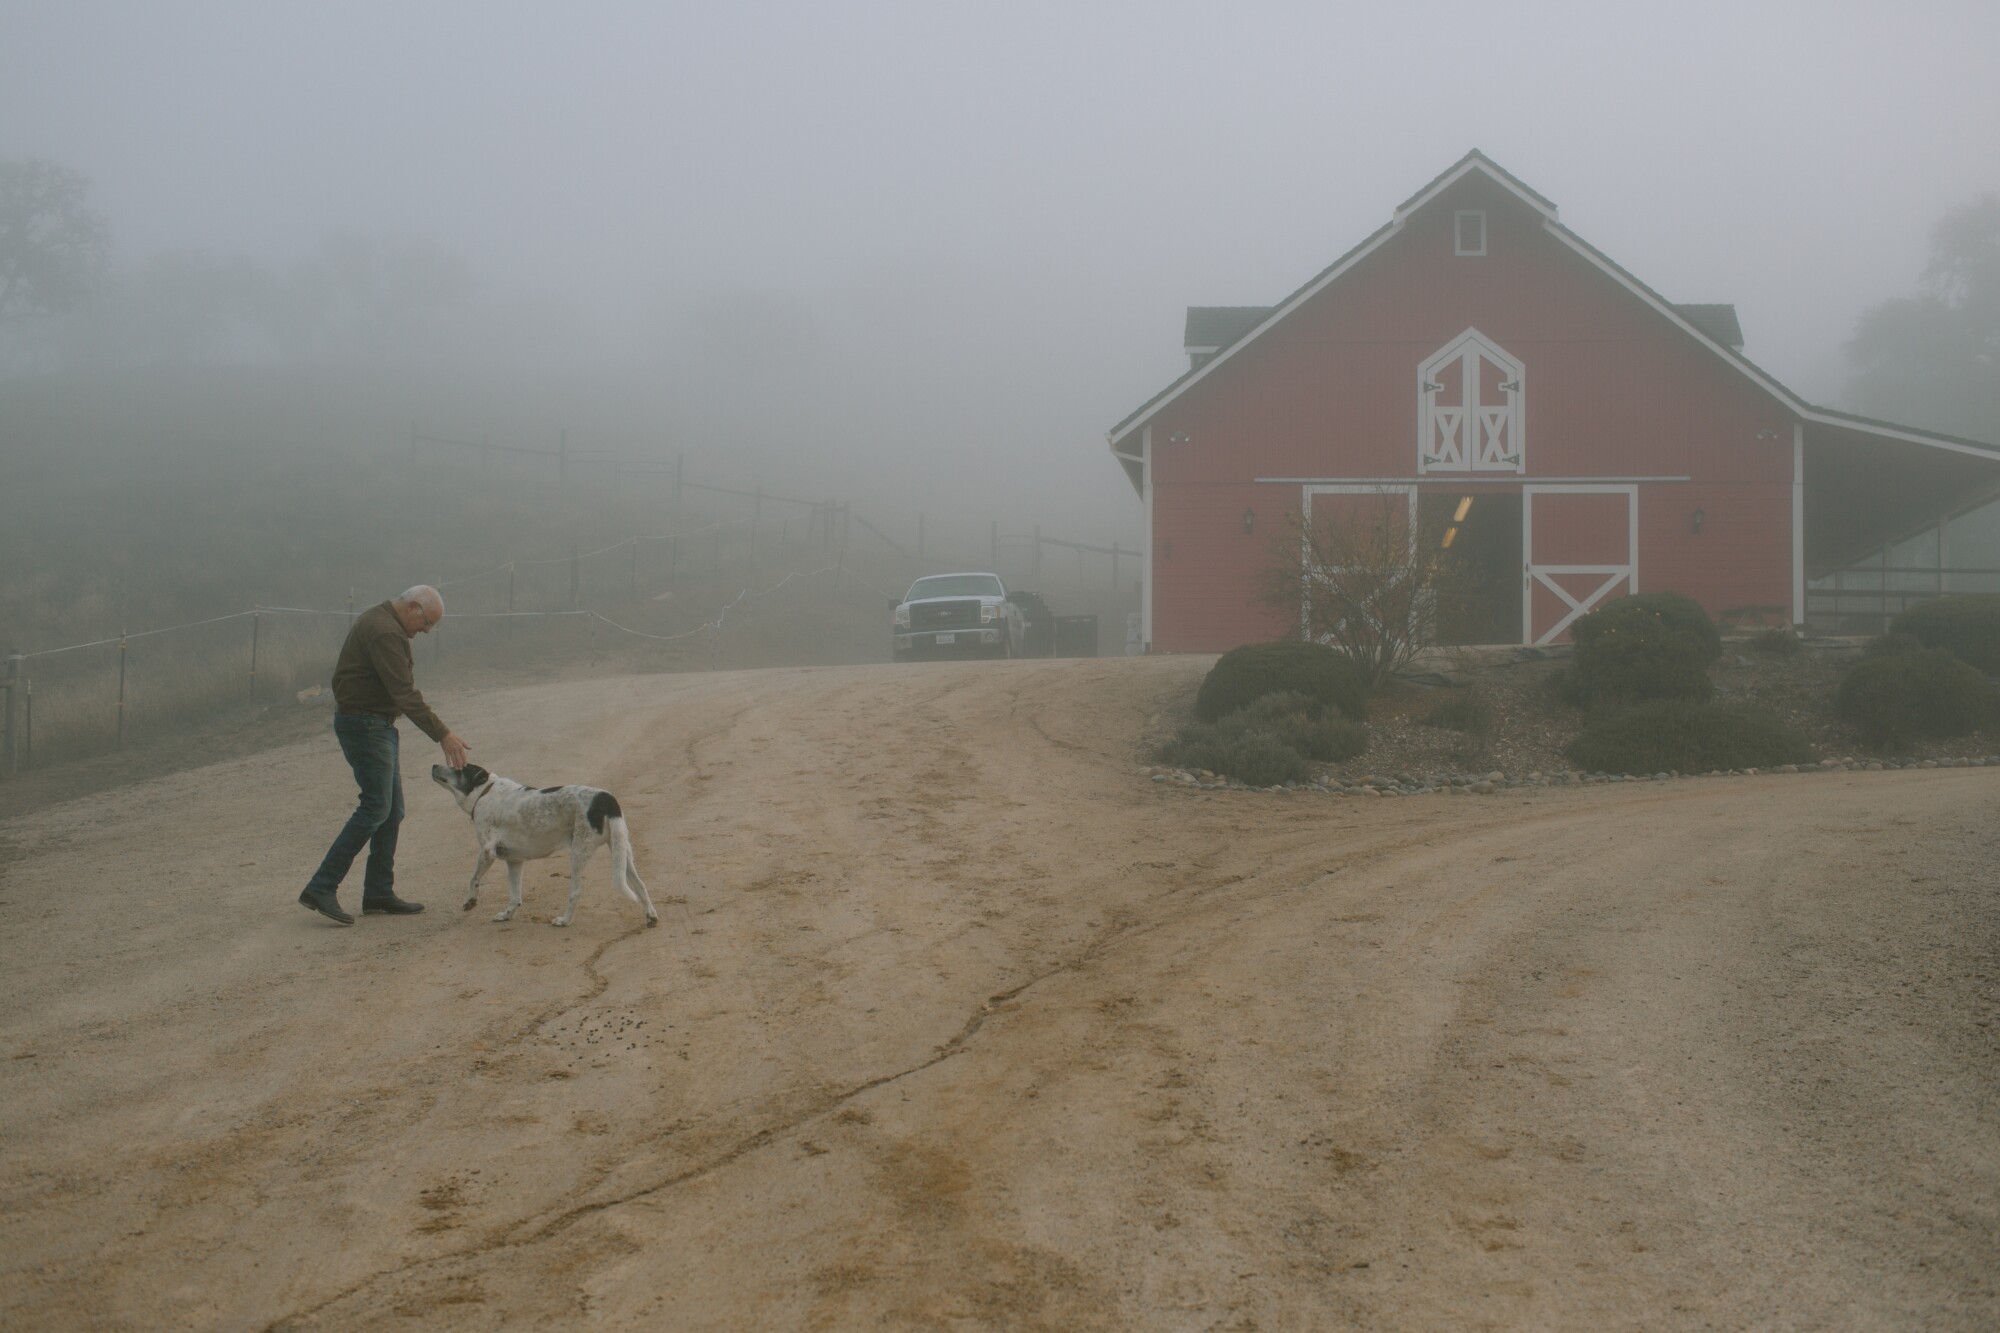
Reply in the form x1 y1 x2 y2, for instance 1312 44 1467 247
1846 194 2000 443
1260 494 1468 686
0 157 110 321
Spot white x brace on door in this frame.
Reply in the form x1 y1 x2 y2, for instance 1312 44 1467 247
1522 485 1637 644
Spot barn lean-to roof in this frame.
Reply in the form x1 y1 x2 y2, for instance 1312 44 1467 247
1108 149 1999 484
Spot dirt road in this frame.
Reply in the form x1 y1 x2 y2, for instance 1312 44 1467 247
3 657 1995 1330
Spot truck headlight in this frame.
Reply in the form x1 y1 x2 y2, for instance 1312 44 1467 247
894 605 910 627
980 603 1003 623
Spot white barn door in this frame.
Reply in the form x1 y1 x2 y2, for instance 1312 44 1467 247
1523 486 1637 644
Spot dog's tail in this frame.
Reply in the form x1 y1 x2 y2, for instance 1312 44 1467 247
608 817 642 902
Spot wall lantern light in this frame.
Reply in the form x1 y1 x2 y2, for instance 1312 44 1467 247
1691 506 1706 535
1242 507 1255 534
1169 431 1190 443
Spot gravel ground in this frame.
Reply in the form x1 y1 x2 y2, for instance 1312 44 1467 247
3 654 1996 1330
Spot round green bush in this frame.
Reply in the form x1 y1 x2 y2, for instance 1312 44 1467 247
1292 716 1371 763
1835 647 1994 747
1865 631 1924 658
1156 728 1312 786
1566 700 1816 774
1154 690 1369 781
1889 595 2000 673
1595 591 1722 659
1567 592 1721 704
1194 640 1369 723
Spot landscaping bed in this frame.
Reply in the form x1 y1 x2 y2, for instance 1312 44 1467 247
1147 635 2000 794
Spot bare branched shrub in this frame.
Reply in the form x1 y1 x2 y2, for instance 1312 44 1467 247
1259 496 1470 688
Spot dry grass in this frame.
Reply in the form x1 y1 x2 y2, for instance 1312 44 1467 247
2 371 1140 771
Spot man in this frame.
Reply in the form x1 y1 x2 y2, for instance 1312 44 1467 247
299 585 471 925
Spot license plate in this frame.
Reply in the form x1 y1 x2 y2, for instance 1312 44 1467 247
935 633 955 644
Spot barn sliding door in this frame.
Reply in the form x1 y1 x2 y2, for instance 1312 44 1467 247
1522 486 1637 644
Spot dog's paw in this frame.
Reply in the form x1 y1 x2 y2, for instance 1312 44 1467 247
550 917 571 928
492 909 515 923
461 898 477 912
646 915 659 928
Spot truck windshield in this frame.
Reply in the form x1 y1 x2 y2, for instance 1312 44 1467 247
907 575 1004 600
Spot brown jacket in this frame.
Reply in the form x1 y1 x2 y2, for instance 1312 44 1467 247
331 601 448 742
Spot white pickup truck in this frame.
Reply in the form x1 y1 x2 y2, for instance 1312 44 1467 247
891 572 1025 661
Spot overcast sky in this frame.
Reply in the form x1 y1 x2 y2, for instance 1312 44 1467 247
3 0 1996 538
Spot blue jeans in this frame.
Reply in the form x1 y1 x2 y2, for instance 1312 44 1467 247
305 713 405 902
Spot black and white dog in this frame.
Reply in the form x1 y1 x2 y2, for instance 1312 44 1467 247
430 763 659 928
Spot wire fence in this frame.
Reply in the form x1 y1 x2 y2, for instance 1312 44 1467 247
0 463 1134 778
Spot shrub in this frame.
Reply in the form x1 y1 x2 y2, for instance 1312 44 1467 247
1623 591 1725 662
1835 647 1993 748
1422 691 1492 735
1155 727 1313 787
1567 700 1817 774
1865 631 1924 658
1566 592 1721 704
1292 715 1371 763
1747 626 1804 656
1194 640 1369 723
1155 690 1369 783
1889 595 2000 674
1227 692 1372 761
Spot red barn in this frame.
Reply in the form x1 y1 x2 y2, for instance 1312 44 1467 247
1109 151 2000 651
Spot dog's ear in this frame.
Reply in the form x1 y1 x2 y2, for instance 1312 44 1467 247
460 763 490 788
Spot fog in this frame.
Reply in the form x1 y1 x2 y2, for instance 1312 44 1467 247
4 0 1997 541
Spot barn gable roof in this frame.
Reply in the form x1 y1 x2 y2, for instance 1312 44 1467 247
1108 150 1998 475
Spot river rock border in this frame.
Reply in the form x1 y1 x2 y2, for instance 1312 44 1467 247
1147 755 2000 796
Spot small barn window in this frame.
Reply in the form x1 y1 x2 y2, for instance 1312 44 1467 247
1455 210 1486 257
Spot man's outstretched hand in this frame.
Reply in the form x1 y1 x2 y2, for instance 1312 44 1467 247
441 732 470 769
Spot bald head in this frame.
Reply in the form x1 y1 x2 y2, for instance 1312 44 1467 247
393 586 444 636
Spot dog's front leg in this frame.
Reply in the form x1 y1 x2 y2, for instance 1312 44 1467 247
463 847 494 912
494 861 525 923
552 843 591 927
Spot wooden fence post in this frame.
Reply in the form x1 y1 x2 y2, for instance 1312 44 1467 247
2 652 18 778
570 543 581 609
21 677 29 772
116 629 128 750
834 509 849 601
248 608 260 699
629 539 639 600
1033 525 1042 581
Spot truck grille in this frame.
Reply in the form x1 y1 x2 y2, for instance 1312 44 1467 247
911 599 980 630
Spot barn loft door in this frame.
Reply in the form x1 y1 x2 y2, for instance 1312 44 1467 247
1418 328 1524 474
1523 486 1637 644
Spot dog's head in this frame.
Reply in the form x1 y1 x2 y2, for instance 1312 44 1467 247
430 762 493 814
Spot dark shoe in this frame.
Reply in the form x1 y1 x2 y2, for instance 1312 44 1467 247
362 896 426 915
299 888 355 926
